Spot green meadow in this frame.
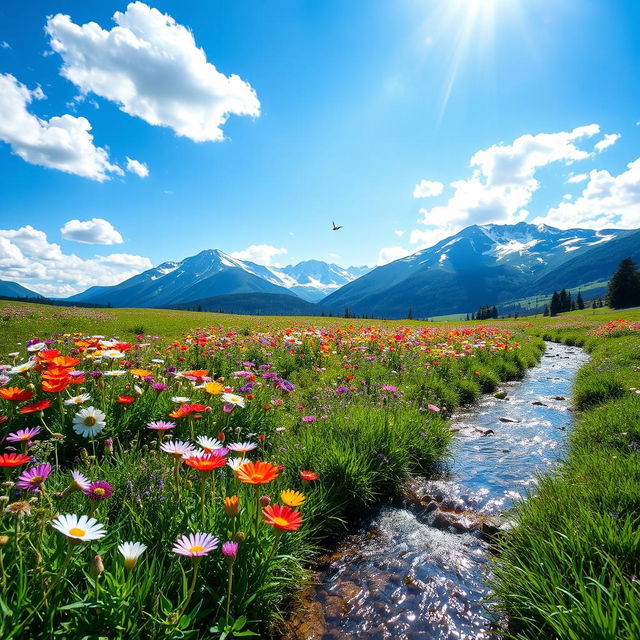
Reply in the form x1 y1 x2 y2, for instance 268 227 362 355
0 300 638 638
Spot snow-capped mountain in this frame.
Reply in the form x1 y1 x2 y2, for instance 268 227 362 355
272 260 371 301
67 250 370 308
322 222 634 318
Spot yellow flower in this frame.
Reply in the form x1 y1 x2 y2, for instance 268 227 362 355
224 495 240 517
130 369 152 378
204 381 224 395
280 489 306 507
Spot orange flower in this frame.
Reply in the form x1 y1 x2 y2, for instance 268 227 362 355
300 470 319 482
169 403 207 418
130 369 152 378
224 495 240 517
182 370 208 378
0 387 33 403
281 489 306 507
42 379 70 393
236 461 280 485
262 504 302 531
51 356 80 369
183 454 227 472
117 395 135 404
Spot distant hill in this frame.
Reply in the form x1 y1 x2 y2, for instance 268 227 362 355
169 292 324 316
528 228 640 295
0 280 42 299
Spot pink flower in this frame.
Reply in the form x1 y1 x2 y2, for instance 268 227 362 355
427 404 441 412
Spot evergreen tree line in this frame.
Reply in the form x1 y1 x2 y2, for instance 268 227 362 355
474 305 499 320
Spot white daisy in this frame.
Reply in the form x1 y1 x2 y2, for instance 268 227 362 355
64 393 91 406
27 342 46 352
227 441 257 453
72 407 106 438
171 396 191 404
102 350 125 359
221 392 245 408
196 436 224 451
118 541 147 570
9 361 37 375
51 514 106 542
103 370 126 377
227 457 248 472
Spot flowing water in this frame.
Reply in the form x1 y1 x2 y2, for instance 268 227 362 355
284 342 589 640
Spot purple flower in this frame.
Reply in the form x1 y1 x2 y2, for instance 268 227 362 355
84 481 113 502
335 386 350 394
90 371 103 379
221 541 238 558
17 464 51 493
7 426 41 442
302 416 316 423
381 384 397 393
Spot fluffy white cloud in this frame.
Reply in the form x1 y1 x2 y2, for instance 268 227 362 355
231 244 287 266
411 125 601 248
46 2 260 142
0 73 122 181
377 246 410 265
536 157 640 230
0 225 152 296
394 230 405 237
413 179 444 198
594 133 621 153
126 157 149 178
60 218 124 245
567 172 588 183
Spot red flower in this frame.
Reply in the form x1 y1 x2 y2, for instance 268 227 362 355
300 470 319 482
20 400 51 414
117 395 135 404
0 453 31 468
262 504 302 531
183 454 227 472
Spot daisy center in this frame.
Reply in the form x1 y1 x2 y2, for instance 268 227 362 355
83 416 97 426
30 475 44 484
272 517 289 527
93 488 106 496
189 545 205 554
69 527 86 537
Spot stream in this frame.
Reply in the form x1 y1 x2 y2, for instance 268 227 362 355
284 341 589 640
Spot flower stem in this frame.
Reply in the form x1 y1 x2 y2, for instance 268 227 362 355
225 562 234 625
176 559 200 622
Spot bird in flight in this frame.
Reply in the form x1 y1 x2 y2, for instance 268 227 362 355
332 221 343 231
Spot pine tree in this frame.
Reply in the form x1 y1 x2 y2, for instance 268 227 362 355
491 305 498 318
576 291 585 310
543 305 549 316
608 258 640 309
549 291 560 316
407 308 414 320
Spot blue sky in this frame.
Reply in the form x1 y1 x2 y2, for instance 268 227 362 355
1 0 639 296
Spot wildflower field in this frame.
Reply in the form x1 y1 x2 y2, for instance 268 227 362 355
1 300 639 639
0 300 544 639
